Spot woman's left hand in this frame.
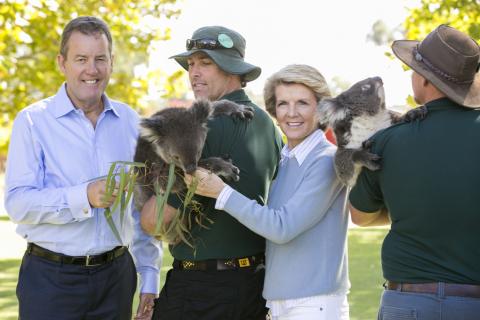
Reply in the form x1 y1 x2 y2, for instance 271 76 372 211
184 168 226 199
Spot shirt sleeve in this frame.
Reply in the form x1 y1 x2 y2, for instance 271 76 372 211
215 185 234 210
130 203 162 294
223 156 345 244
4 112 93 225
348 168 384 213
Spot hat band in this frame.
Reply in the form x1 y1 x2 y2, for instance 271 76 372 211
413 46 474 85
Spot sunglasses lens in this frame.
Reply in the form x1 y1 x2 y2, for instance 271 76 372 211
204 40 217 49
186 39 221 50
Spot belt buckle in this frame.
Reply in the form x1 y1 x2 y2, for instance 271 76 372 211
182 260 195 270
238 257 251 268
85 255 101 267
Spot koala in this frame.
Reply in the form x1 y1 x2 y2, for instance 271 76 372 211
317 76 426 187
133 99 254 210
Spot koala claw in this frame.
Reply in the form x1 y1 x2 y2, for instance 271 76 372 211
221 167 240 182
362 139 374 149
403 105 428 122
363 153 381 171
232 166 240 175
227 164 241 181
353 148 381 171
242 106 255 120
231 105 254 121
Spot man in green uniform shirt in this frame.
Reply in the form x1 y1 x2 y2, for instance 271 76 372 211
349 25 480 319
141 26 282 319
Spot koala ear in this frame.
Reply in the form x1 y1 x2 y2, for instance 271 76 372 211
139 117 164 142
191 99 212 122
318 98 334 110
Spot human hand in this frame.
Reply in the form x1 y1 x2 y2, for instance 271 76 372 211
134 293 156 320
87 179 116 208
184 169 226 199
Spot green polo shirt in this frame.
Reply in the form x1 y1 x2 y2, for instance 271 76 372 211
169 89 283 260
350 98 480 284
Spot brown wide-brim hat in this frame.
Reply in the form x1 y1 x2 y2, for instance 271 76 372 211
170 26 261 82
392 24 480 108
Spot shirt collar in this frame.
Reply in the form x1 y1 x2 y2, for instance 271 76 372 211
281 129 326 166
51 83 119 118
424 97 465 111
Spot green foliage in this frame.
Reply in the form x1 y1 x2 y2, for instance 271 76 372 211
0 259 19 320
348 228 387 320
102 161 145 242
405 0 480 40
152 164 209 249
367 20 398 46
0 0 181 152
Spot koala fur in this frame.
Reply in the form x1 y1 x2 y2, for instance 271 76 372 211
133 99 253 210
317 76 426 187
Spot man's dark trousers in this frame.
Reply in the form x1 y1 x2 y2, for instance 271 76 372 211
153 267 267 319
17 248 137 320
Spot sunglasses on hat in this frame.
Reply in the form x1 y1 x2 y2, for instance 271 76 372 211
186 38 223 50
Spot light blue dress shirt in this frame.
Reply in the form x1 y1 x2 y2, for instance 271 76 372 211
4 84 162 294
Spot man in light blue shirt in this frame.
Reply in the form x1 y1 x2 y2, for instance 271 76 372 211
4 16 161 320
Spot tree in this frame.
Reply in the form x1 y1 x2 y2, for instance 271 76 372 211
367 20 401 46
0 0 181 154
404 0 480 41
366 1 480 108
329 76 351 97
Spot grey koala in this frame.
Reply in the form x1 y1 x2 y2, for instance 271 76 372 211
317 77 426 187
133 99 253 210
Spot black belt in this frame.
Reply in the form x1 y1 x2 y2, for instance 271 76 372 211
386 281 480 299
173 253 265 271
26 243 127 267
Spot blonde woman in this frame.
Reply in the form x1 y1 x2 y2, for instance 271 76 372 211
186 64 350 320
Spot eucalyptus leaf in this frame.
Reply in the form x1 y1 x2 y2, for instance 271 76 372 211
104 208 122 243
101 161 146 242
110 167 126 214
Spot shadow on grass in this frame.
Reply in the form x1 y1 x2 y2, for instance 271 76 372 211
0 259 20 320
348 227 388 320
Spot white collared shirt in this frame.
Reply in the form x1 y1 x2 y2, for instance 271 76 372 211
280 129 325 166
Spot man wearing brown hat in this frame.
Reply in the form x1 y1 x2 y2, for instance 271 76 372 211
349 24 480 318
141 26 282 319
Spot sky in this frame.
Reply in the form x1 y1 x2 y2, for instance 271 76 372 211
151 0 420 108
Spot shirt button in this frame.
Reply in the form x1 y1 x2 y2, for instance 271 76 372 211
83 208 89 214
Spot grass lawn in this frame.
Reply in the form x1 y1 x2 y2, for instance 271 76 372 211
0 227 387 319
348 227 387 320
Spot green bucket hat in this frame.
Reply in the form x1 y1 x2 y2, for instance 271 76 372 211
170 26 261 82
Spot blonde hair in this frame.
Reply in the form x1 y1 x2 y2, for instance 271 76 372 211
263 64 331 118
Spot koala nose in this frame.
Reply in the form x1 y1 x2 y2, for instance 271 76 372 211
184 163 197 174
372 76 383 85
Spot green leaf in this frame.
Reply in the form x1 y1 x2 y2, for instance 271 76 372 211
104 208 122 243
110 166 126 214
113 160 146 167
103 162 117 204
154 163 177 235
